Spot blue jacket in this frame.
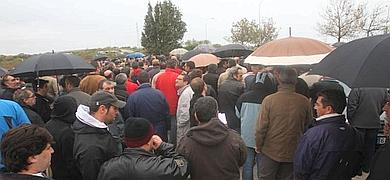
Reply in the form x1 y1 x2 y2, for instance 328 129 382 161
0 99 31 169
124 83 170 124
294 115 363 180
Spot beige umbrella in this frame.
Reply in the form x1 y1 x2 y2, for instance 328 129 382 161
170 48 188 56
189 53 220 67
245 37 334 65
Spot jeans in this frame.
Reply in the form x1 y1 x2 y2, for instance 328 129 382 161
242 147 260 180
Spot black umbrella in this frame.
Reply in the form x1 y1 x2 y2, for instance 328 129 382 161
212 44 253 58
0 67 8 77
11 53 95 77
182 49 209 61
93 55 108 61
310 34 390 88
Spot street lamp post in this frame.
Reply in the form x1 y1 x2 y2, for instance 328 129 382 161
205 18 215 41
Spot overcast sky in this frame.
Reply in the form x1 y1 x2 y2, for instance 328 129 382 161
0 0 387 55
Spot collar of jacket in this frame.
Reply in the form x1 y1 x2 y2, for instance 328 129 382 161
313 115 346 126
68 87 82 93
138 83 151 89
123 147 154 157
177 84 190 96
277 84 295 92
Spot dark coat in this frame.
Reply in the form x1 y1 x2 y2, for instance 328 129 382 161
45 96 81 180
21 105 44 126
98 142 189 180
177 118 247 180
218 78 244 132
114 84 128 102
203 72 219 96
33 93 52 123
124 83 170 124
294 115 363 180
0 87 16 101
367 141 390 180
73 119 121 180
347 88 387 129
0 173 51 180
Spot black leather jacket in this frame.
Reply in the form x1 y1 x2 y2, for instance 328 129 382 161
98 142 189 180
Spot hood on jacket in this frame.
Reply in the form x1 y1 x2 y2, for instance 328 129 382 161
51 96 78 124
75 104 108 129
186 118 229 146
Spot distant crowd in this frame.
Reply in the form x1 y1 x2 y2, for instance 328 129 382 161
0 54 388 180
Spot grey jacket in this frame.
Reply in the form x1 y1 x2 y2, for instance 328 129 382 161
66 88 91 106
347 88 388 129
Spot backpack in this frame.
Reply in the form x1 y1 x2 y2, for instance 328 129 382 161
328 127 363 179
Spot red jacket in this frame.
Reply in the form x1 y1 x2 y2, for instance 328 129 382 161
155 68 179 116
126 80 139 95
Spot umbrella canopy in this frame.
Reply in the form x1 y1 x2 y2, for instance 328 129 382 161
189 53 220 67
212 44 253 58
126 52 145 59
245 37 334 65
310 34 390 88
170 48 188 56
182 49 208 61
10 53 95 77
194 44 216 53
0 67 8 77
93 55 108 61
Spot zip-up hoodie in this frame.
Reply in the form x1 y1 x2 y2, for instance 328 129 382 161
73 105 121 180
177 118 247 180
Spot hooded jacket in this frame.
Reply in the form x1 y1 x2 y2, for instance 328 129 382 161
177 118 247 180
236 72 276 148
73 105 121 180
45 96 82 180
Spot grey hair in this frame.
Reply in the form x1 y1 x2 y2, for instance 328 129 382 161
13 88 34 105
115 73 128 85
278 67 297 85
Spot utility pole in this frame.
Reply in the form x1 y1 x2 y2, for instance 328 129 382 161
136 23 140 47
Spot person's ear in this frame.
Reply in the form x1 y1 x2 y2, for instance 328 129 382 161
28 156 38 164
194 112 200 124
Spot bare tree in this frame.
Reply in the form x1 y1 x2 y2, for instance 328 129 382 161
228 18 278 48
358 3 389 37
318 0 363 42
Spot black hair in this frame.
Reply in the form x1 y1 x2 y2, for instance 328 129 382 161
207 64 217 73
227 59 236 68
189 69 203 81
317 89 346 114
185 61 196 70
137 71 150 84
1 124 54 173
64 75 81 88
194 96 218 122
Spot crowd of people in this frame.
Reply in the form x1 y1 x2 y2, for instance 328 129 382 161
0 54 389 180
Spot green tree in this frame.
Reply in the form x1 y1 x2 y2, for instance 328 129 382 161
141 1 186 55
229 18 278 48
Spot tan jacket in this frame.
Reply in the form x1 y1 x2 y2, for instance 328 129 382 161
255 84 312 162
